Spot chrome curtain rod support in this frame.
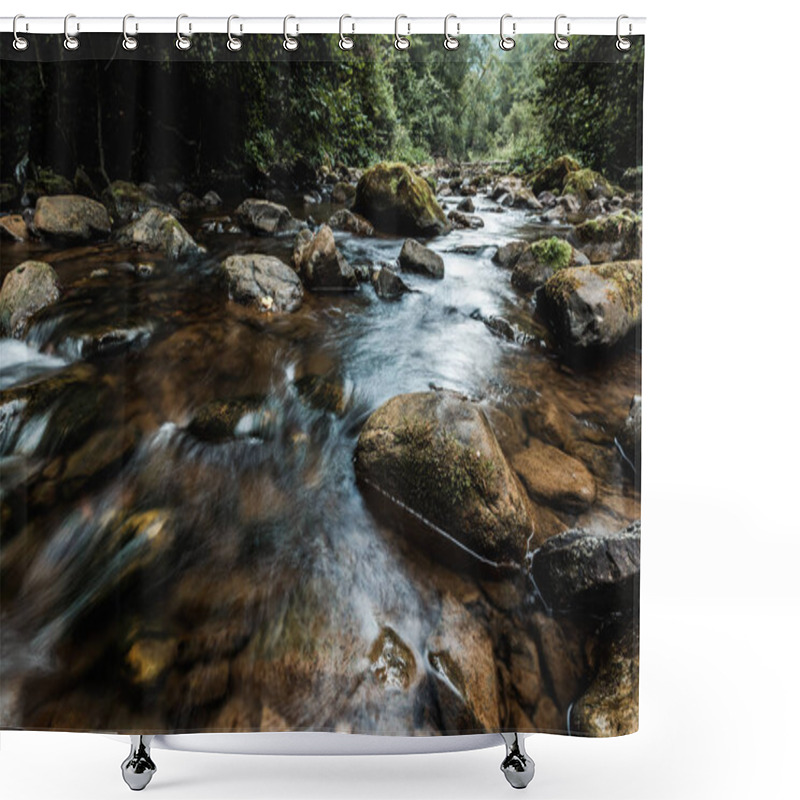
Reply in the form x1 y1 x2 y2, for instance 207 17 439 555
394 15 410 50
500 14 515 50
12 14 28 50
227 15 242 51
443 13 459 50
122 14 138 50
63 13 79 50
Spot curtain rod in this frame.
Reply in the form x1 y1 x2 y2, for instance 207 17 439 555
0 16 646 37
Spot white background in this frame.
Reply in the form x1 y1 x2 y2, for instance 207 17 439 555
2 1 799 798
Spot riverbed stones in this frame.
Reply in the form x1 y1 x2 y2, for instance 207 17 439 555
235 198 297 235
528 155 581 195
447 209 484 229
354 390 533 565
328 208 374 236
371 265 410 300
353 162 450 237
512 439 596 512
563 168 614 204
101 180 172 225
32 195 111 241
187 397 276 442
456 196 474 213
492 240 529 269
398 238 444 279
531 522 641 614
221 254 303 313
511 237 575 293
331 181 356 205
117 207 202 260
292 225 358 291
539 260 642 354
369 627 417 690
0 261 61 337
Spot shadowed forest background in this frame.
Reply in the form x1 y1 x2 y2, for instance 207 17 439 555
0 35 643 191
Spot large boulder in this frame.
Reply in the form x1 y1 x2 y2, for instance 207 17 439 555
101 180 172 225
0 260 61 338
539 260 642 354
292 225 358 291
398 238 444 279
353 162 450 237
528 155 581 195
531 521 641 614
512 439 596 512
235 199 297 235
221 254 303 312
562 168 614 204
354 390 533 565
573 209 642 264
32 195 111 241
117 207 202 260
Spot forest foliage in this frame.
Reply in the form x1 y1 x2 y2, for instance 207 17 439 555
0 34 643 189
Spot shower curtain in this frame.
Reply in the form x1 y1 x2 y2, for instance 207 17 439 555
0 31 642 738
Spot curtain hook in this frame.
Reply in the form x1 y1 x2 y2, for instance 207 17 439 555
339 14 354 50
283 15 298 51
443 14 459 51
499 14 515 50
394 15 410 51
12 14 29 51
64 13 80 51
176 14 191 50
616 15 632 51
554 14 570 51
122 14 138 51
227 15 242 51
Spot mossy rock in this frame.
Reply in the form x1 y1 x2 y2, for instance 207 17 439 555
354 390 533 565
562 168 614 203
574 209 642 263
510 237 577 293
101 180 167 225
353 162 450 237
619 166 643 192
528 155 581 195
539 260 642 355
117 207 202 261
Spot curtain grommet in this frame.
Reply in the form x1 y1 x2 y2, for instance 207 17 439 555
12 15 29 51
64 13 80 51
394 15 410 50
616 15 632 51
176 14 192 51
283 15 299 51
339 15 354 51
499 14 515 50
122 14 138 51
227 15 242 51
554 14 570 51
443 14 460 51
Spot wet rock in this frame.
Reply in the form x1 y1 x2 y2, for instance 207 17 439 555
331 181 356 205
483 316 516 341
236 198 297 235
353 162 450 237
531 522 640 614
511 237 577 293
117 207 203 260
352 263 372 283
372 265 410 300
0 261 61 338
570 625 639 736
369 627 417 690
101 180 172 225
511 188 543 210
32 195 111 241
512 439 596 512
456 196 474 213
294 374 348 416
426 594 500 731
619 166 643 192
539 260 642 354
447 210 484 229
492 240 529 269
188 397 276 442
617 395 641 471
292 225 358 291
528 155 581 195
328 209 374 237
398 238 444 279
221 254 303 313
0 214 29 242
541 204 566 223
203 190 222 207
573 209 642 263
354 390 533 565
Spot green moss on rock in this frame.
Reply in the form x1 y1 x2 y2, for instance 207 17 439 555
530 237 573 270
562 168 614 203
528 155 581 195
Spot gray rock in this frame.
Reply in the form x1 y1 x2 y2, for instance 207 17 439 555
531 521 641 614
292 225 358 291
202 190 222 207
447 210 484 229
235 199 297 235
221 254 303 312
101 180 173 225
328 209 374 237
117 207 203 260
456 196 474 213
492 241 529 269
398 239 444 279
0 260 61 337
372 265 410 300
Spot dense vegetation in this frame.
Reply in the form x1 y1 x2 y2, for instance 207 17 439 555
0 34 643 190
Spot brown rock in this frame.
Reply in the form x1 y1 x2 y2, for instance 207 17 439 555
0 214 29 242
33 195 111 241
0 260 61 337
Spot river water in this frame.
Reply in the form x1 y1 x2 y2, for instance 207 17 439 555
0 189 640 734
